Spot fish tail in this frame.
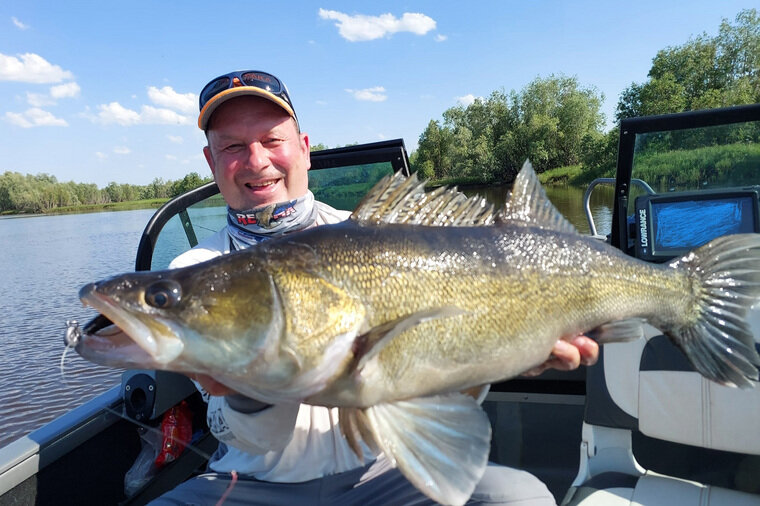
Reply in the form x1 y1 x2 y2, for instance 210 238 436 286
667 233 760 388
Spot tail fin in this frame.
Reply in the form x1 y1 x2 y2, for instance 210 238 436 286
669 233 760 388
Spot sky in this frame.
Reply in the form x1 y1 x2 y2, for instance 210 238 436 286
0 1 754 188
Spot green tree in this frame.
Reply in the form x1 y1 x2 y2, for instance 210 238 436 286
413 75 604 180
103 182 123 203
617 8 760 120
413 120 454 179
170 172 211 197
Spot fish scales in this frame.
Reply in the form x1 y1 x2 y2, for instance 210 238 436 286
292 222 691 405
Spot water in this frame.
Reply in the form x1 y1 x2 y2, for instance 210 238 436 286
0 209 156 449
0 184 612 450
463 182 615 236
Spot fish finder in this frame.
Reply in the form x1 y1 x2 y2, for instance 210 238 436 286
634 188 760 262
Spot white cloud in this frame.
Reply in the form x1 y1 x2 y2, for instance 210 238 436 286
92 102 192 126
26 92 55 107
148 86 196 114
165 154 178 160
95 152 108 160
318 9 436 42
113 146 131 155
95 102 141 125
140 105 193 125
0 52 73 83
346 86 387 102
50 82 81 99
26 82 80 106
456 94 478 107
12 17 29 30
435 34 447 42
167 134 183 144
5 108 68 128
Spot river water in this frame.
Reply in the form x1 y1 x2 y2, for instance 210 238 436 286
0 184 614 449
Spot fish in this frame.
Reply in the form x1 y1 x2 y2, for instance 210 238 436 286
70 161 760 506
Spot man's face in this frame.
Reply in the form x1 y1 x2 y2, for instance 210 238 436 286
204 96 310 210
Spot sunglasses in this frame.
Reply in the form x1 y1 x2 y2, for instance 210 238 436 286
198 70 294 112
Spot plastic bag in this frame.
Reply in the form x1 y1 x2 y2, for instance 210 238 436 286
124 426 161 496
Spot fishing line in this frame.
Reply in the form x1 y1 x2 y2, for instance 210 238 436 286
59 344 75 381
215 470 238 506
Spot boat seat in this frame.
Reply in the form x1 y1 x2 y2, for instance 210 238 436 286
562 308 760 506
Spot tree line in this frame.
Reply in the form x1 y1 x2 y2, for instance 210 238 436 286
0 171 212 214
411 9 760 184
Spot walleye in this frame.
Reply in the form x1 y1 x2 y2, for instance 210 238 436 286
72 162 760 506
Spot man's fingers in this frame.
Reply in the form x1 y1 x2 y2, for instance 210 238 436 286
569 335 599 366
550 340 581 370
521 334 600 377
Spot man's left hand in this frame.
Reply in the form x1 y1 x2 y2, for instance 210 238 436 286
522 335 599 377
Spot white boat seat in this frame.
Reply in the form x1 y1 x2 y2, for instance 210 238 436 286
562 309 760 506
566 472 760 505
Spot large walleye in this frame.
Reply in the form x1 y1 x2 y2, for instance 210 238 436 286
71 162 760 506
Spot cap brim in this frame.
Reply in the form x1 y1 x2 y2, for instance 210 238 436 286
198 87 296 130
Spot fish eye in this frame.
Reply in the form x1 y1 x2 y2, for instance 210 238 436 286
144 280 182 309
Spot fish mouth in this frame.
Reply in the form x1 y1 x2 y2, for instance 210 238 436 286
78 283 184 365
76 316 162 368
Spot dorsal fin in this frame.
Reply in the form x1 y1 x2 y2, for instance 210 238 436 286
351 171 496 226
497 160 578 234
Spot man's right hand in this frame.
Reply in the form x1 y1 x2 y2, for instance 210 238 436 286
189 374 272 413
189 373 239 396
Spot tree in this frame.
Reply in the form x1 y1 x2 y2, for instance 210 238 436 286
412 75 604 180
103 182 123 203
413 120 454 179
616 8 760 120
170 172 211 197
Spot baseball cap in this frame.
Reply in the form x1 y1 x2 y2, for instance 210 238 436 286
198 70 298 130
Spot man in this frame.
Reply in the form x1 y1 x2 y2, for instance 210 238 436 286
152 70 598 505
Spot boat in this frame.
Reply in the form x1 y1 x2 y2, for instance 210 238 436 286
1 106 759 505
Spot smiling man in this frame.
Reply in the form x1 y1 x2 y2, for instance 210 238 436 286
151 69 597 505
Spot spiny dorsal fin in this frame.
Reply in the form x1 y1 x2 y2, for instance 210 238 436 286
497 160 578 234
351 171 496 226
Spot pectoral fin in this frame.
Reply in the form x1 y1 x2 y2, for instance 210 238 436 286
354 307 466 371
341 393 491 506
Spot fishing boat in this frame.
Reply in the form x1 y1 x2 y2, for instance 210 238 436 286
1 105 759 505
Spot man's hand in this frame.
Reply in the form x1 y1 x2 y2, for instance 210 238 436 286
522 335 599 377
189 374 272 413
188 373 239 396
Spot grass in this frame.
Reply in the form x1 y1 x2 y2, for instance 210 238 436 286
42 198 169 215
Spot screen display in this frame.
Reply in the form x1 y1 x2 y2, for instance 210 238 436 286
651 196 757 254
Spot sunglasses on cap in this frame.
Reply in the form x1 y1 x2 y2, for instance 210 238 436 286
199 70 294 111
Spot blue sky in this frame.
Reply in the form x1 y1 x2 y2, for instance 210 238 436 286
0 1 753 187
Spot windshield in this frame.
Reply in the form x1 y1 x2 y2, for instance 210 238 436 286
627 119 760 217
